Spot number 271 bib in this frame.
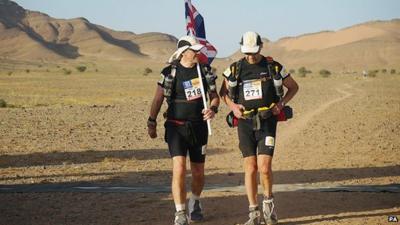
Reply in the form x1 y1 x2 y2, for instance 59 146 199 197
243 79 262 100
183 78 202 101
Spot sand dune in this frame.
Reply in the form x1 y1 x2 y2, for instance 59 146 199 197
275 21 398 51
229 19 400 71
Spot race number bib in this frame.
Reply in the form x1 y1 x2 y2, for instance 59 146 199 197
183 78 202 101
243 79 262 100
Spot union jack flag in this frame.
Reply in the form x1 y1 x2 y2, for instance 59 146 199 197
185 0 217 65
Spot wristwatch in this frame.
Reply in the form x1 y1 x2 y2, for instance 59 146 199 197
147 116 157 128
210 105 218 114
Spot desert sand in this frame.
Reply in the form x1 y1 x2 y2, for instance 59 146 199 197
0 68 399 225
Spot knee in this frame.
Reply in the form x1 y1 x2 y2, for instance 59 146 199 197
191 166 204 180
173 161 186 178
258 164 272 175
245 162 258 175
173 167 185 179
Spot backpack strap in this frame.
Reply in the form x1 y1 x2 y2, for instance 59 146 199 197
203 65 218 93
234 57 244 80
228 58 244 103
265 56 274 63
164 62 178 104
171 63 177 78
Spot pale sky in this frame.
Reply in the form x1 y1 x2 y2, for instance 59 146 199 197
14 0 400 57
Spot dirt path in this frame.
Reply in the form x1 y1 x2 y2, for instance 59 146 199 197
279 83 354 141
1 183 399 194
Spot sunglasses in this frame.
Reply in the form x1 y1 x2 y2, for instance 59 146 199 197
244 52 257 56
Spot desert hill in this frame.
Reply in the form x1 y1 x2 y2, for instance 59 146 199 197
0 0 177 62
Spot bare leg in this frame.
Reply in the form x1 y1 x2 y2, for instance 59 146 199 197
257 155 273 198
190 162 205 196
172 156 187 206
244 156 258 206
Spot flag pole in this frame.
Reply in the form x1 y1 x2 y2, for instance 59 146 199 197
196 63 212 135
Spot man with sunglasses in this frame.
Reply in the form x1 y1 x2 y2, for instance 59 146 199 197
147 35 219 225
220 31 298 225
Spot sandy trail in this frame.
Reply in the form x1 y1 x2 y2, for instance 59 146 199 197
280 83 354 141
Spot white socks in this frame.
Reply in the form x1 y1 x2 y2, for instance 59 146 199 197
190 193 200 201
249 204 259 211
175 204 185 212
176 194 200 212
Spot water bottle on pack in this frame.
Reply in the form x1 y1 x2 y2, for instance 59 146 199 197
269 65 284 99
227 75 238 101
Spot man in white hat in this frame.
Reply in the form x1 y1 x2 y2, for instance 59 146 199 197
147 35 220 225
220 31 299 225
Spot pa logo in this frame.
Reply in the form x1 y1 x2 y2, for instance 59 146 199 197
388 215 399 222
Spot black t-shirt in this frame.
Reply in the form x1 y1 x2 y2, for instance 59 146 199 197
222 56 290 110
159 62 207 121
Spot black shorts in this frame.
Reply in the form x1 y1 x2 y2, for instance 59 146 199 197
164 120 208 163
237 117 277 157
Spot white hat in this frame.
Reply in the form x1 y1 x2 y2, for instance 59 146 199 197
240 31 263 54
168 35 204 63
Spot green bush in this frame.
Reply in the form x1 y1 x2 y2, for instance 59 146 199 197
7 71 12 76
298 67 311 77
62 68 72 75
390 69 396 74
26 69 30 73
381 69 387 74
368 70 377 77
143 67 153 76
76 65 87 72
319 69 331 77
0 99 6 108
